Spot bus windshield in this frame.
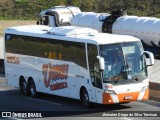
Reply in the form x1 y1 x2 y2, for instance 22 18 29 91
100 42 148 84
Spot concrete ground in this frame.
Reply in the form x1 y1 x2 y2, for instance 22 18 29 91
148 60 160 101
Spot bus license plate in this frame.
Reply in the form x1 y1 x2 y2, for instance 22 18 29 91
124 96 132 100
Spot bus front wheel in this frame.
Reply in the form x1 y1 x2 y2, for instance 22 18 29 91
81 88 92 108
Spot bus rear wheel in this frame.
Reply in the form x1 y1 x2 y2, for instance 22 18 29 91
20 79 28 96
81 89 92 108
28 80 37 98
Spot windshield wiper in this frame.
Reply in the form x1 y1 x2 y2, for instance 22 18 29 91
122 57 140 81
125 65 140 81
134 77 139 81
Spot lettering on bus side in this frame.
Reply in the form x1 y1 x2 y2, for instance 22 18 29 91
42 63 69 91
6 55 19 64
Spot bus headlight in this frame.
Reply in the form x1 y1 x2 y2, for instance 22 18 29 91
141 86 148 92
105 90 116 94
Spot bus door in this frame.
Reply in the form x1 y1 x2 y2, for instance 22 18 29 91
88 44 103 103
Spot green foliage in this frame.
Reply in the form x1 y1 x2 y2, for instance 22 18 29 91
0 0 160 20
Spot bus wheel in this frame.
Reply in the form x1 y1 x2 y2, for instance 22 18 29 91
28 80 37 98
81 89 92 108
20 79 28 96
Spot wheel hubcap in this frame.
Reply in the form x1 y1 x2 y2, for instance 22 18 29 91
30 84 35 96
22 82 27 93
83 93 89 104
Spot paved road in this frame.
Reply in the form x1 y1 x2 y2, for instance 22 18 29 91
148 59 160 83
0 76 160 120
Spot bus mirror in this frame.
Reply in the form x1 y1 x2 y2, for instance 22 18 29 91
144 51 154 66
96 56 105 71
36 20 40 25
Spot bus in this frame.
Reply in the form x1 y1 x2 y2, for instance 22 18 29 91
0 38 4 74
4 25 154 107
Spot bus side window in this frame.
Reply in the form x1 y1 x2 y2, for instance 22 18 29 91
59 53 62 60
48 52 56 59
93 60 102 88
88 44 102 89
47 52 62 59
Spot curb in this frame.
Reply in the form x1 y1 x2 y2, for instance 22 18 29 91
149 82 160 101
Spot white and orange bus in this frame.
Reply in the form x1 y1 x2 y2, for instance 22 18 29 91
4 25 154 107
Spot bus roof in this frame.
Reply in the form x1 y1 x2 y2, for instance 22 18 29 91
5 25 140 45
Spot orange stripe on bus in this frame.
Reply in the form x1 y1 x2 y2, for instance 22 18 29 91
117 91 140 103
142 88 149 100
103 90 148 104
103 93 114 104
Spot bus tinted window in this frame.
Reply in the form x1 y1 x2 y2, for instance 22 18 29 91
87 44 98 70
5 34 87 68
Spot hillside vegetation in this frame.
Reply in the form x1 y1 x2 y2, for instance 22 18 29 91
0 0 160 20
0 20 36 36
